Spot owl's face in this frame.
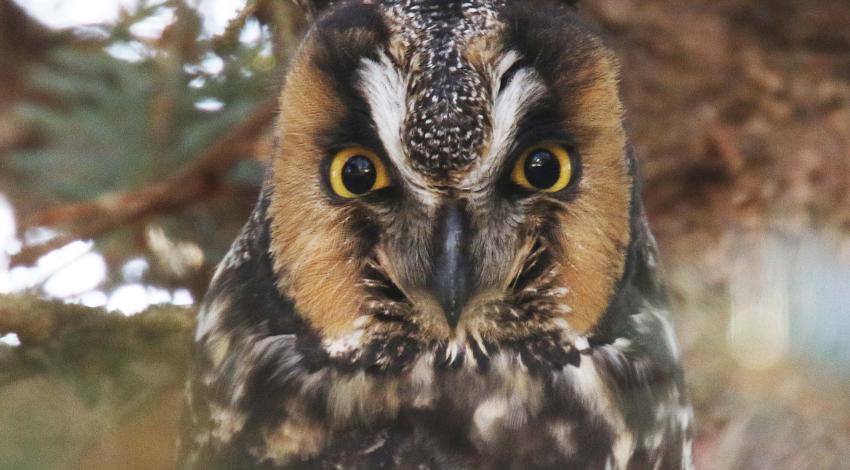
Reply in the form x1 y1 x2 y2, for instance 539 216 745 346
268 0 631 358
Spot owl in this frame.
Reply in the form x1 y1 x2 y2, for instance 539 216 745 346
179 0 693 468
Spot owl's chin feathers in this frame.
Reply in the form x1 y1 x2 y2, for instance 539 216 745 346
343 230 584 347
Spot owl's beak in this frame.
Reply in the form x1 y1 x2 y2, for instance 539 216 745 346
428 203 473 327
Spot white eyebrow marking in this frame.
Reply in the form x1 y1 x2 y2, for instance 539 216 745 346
459 51 547 193
357 52 437 206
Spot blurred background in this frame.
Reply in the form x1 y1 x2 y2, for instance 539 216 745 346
1 0 849 468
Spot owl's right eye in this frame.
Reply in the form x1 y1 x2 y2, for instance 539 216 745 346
328 147 390 198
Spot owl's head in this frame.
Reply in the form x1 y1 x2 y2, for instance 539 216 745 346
268 0 633 359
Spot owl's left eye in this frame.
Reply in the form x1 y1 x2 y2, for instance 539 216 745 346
511 143 573 193
328 147 390 198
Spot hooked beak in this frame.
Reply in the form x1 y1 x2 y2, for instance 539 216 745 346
427 202 473 327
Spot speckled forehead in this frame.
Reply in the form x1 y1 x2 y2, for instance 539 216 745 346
379 0 506 178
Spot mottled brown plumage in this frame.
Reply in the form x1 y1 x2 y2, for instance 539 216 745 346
179 1 693 468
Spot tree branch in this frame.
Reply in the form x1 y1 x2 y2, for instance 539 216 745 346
12 98 277 266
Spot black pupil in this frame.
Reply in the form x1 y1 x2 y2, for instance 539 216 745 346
342 155 377 195
525 149 561 189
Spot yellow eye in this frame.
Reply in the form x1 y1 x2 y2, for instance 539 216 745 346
328 147 390 198
511 143 573 192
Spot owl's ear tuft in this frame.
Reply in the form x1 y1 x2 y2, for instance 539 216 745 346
292 0 336 19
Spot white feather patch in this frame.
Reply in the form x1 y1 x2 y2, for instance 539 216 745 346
357 53 436 206
461 52 547 192
195 297 229 342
